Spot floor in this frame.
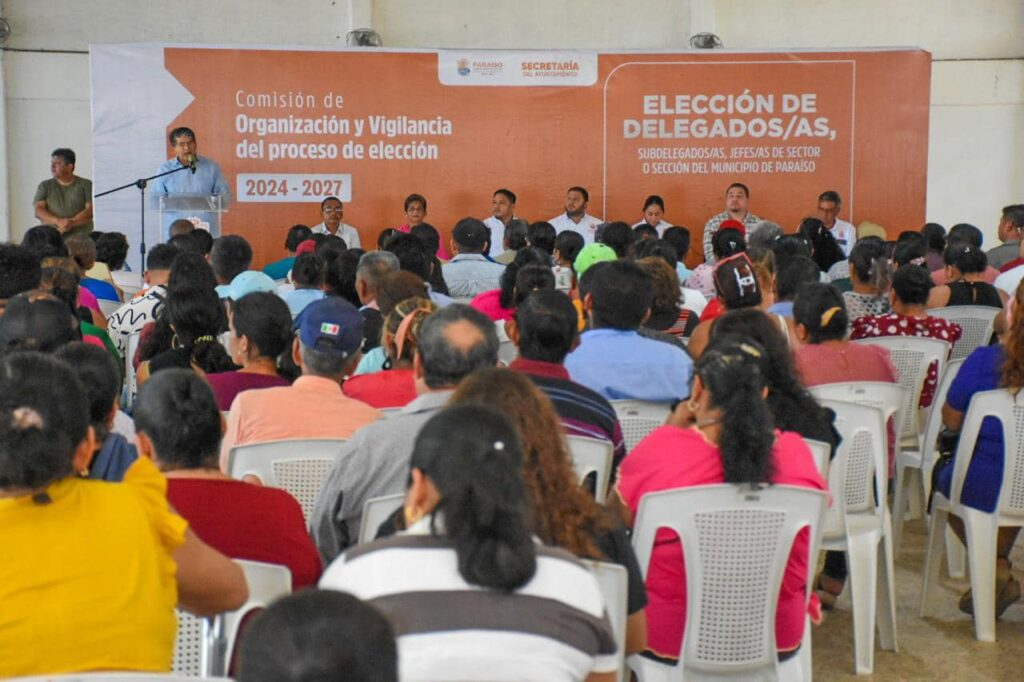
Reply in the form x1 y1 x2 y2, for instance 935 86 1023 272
812 517 1023 681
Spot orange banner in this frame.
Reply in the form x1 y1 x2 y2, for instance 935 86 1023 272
163 47 930 266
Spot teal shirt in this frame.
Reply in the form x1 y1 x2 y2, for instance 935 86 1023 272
263 256 295 281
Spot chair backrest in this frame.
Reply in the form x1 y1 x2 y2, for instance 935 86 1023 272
920 358 965 474
928 306 999 361
378 407 403 418
610 399 671 452
854 336 949 439
803 438 831 479
817 400 889 535
631 484 827 681
172 609 207 676
98 297 121 319
582 560 628 682
219 560 293 674
947 388 1024 520
359 492 405 544
808 381 905 444
566 435 614 503
124 331 141 409
226 439 347 520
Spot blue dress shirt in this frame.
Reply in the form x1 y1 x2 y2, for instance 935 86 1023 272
150 155 231 239
565 327 693 402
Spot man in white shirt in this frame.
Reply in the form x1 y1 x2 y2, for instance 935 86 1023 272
549 186 602 245
311 196 362 248
702 182 761 263
817 190 856 257
483 188 517 258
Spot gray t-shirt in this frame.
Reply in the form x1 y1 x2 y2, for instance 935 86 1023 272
34 176 94 235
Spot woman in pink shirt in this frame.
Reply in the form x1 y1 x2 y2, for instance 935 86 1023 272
615 337 827 666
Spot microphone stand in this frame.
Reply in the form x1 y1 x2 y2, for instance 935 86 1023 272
95 162 193 267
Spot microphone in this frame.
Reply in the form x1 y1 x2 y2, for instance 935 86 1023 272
187 153 197 174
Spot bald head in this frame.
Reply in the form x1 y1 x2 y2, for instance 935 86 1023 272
416 304 499 389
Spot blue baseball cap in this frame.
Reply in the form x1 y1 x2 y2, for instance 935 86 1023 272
298 297 364 358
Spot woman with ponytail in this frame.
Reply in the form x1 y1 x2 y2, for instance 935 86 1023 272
343 296 437 408
320 404 618 682
843 236 893 321
615 337 826 666
934 277 1024 617
137 284 237 388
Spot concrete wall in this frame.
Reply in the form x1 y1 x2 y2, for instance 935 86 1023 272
3 0 1022 245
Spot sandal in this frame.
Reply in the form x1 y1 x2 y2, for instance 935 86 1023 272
959 561 1021 618
815 572 845 611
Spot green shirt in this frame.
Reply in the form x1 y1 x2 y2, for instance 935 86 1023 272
34 176 94 235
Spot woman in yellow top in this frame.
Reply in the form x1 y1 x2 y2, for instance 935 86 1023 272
0 351 248 678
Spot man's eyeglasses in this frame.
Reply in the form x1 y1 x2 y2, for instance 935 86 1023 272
322 207 344 213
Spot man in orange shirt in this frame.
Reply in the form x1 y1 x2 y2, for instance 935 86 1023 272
220 297 380 469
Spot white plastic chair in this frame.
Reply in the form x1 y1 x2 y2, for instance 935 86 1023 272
359 492 405 544
853 336 950 448
804 438 831 479
99 297 122 319
610 399 671 452
817 399 899 674
891 358 965 551
567 435 614 503
226 439 348 521
928 305 998 361
174 560 292 677
920 388 1024 641
628 484 827 682
583 560 629 682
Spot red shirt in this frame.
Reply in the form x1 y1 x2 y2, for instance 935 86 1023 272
616 427 826 658
342 368 417 408
166 478 322 589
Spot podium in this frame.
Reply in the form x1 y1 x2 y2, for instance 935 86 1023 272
158 194 227 240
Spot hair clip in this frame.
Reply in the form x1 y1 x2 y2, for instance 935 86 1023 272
195 335 217 344
11 406 43 429
738 342 762 358
493 440 505 451
820 306 842 326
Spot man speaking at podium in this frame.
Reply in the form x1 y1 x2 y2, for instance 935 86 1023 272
151 126 231 240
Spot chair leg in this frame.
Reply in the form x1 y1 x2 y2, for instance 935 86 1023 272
891 461 909 552
907 467 925 520
877 515 898 652
798 614 813 682
962 509 999 642
920 506 948 618
946 525 966 579
845 531 879 674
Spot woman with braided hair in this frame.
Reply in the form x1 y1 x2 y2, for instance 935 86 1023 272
343 296 438 408
615 336 826 667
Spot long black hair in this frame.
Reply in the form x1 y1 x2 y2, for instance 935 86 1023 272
694 336 775 484
499 246 551 309
410 405 536 591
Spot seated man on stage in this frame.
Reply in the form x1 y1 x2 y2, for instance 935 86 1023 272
150 126 230 240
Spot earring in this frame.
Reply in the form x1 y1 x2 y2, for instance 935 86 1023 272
686 398 699 412
404 505 423 526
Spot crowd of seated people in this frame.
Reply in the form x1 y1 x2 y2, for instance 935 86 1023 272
2 202 1023 680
